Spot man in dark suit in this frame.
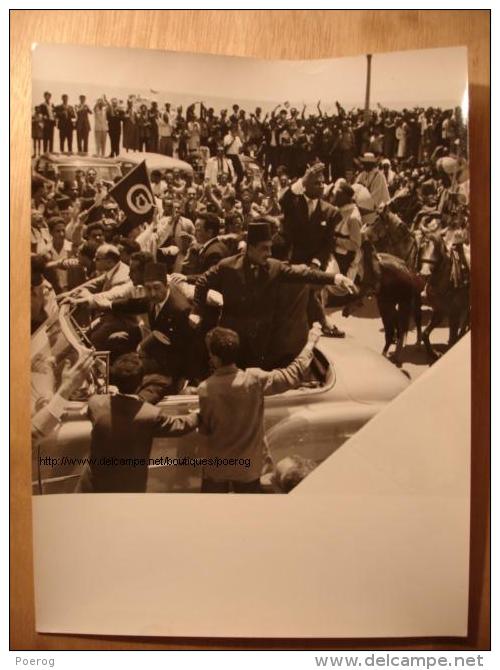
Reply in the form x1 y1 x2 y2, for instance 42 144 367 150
107 98 124 157
263 118 283 177
280 162 346 337
75 94 92 154
264 237 310 370
183 213 230 281
39 91 55 153
279 162 337 266
55 94 76 153
179 212 232 381
191 221 355 369
76 353 199 493
111 263 193 387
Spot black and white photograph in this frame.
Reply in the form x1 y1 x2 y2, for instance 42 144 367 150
31 43 470 496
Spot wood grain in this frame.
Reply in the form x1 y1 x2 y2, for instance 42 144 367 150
10 9 490 650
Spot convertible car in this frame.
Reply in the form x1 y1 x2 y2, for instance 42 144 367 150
32 305 410 495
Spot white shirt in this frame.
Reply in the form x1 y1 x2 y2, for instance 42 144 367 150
290 179 318 218
158 114 172 138
223 133 242 156
204 156 236 185
304 194 318 218
50 239 73 291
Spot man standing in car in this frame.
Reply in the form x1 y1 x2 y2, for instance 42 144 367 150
110 262 193 387
279 162 347 337
191 221 355 368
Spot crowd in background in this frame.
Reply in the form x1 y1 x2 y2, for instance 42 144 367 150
31 94 470 380
33 91 467 169
31 92 470 493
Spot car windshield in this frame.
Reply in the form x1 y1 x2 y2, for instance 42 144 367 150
31 308 97 417
57 165 121 182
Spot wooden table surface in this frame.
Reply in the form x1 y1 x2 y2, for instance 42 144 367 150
10 9 490 651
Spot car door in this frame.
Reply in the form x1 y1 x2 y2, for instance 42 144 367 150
148 394 202 492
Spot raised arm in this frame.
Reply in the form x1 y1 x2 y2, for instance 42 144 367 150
270 103 281 119
278 261 357 294
191 262 224 322
256 323 322 396
32 354 94 443
203 184 224 216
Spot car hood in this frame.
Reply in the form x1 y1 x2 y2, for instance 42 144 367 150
318 336 410 404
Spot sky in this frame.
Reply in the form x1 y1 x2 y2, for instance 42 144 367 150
32 43 468 113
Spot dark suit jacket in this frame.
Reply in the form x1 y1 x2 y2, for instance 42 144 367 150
77 394 198 492
107 108 124 135
75 104 92 133
55 104 76 131
39 102 55 128
193 252 338 367
185 237 232 282
280 187 341 270
264 281 310 369
112 284 192 378
263 125 283 147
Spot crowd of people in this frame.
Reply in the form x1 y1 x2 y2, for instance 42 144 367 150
31 93 470 494
33 91 466 170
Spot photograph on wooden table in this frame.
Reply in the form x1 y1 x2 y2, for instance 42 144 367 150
31 43 470 497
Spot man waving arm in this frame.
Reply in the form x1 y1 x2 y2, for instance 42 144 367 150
256 323 323 396
276 260 357 295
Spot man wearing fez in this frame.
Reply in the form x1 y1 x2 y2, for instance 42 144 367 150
191 221 356 369
111 262 193 389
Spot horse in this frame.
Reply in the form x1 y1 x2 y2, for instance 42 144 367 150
362 205 420 272
418 232 470 362
344 240 423 367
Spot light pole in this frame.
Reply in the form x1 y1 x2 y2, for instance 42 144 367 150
364 54 372 123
